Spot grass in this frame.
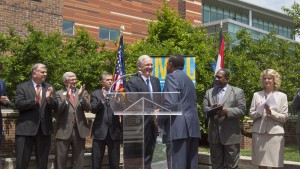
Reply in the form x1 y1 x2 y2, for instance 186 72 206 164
199 144 300 162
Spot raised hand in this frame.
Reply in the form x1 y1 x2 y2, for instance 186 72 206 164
36 87 42 101
78 84 85 98
66 83 71 100
46 87 53 101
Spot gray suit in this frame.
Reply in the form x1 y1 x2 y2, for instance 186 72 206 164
202 85 246 169
54 88 90 169
291 89 300 152
158 70 201 169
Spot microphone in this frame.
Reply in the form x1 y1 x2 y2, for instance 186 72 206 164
108 71 142 94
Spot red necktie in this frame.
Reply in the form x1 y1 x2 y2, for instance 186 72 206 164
70 90 75 106
36 84 41 105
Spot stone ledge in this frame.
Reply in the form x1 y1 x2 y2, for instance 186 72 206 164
199 152 300 169
0 153 123 169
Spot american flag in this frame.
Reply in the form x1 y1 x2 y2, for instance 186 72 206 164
112 35 125 91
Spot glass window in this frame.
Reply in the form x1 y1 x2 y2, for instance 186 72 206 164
252 18 258 28
110 29 120 41
99 27 109 40
263 21 269 31
241 15 248 24
236 13 242 22
99 27 120 41
217 8 223 20
258 19 263 30
203 4 210 23
283 26 288 38
62 20 74 35
224 10 229 19
229 11 235 20
210 6 217 21
278 25 284 36
269 22 274 32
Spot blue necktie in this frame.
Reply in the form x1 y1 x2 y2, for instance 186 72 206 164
146 79 153 100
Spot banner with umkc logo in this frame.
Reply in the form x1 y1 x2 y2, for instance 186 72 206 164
151 56 196 90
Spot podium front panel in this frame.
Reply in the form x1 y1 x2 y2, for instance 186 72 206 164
107 92 182 169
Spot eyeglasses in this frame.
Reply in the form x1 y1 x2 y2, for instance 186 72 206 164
143 64 154 67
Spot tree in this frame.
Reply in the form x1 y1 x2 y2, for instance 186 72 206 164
0 24 116 97
283 2 300 36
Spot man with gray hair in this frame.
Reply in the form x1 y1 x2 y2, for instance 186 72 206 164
15 63 56 169
54 72 90 169
125 55 161 169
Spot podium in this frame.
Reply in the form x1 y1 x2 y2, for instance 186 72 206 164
107 92 182 169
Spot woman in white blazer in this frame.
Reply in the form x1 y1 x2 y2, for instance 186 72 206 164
249 69 288 169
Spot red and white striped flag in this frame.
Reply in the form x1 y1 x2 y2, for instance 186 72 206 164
215 31 225 75
112 35 125 91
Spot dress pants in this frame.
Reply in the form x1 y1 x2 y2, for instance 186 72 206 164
15 126 51 169
56 125 86 169
166 137 199 169
209 142 240 169
92 132 120 169
144 119 157 169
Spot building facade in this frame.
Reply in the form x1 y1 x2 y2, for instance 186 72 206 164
202 0 295 45
62 0 202 48
0 0 63 36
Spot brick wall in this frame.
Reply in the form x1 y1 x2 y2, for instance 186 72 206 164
0 109 94 158
0 0 63 37
240 118 298 150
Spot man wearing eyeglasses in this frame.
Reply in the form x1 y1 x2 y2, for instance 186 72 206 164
54 72 90 169
125 55 161 169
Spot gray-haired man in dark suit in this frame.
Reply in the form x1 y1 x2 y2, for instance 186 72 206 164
15 63 56 169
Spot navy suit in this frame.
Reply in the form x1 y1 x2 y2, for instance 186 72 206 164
0 79 10 146
158 70 201 169
91 89 122 169
125 75 161 168
15 80 57 169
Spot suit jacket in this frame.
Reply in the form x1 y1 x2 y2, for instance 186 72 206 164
91 89 121 140
292 89 300 134
202 85 245 145
15 80 57 136
54 88 90 139
250 91 288 134
0 80 9 141
158 70 201 143
125 75 161 135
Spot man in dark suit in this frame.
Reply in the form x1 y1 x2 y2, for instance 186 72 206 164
202 68 246 169
125 55 161 169
0 62 12 146
158 54 201 169
54 72 90 169
91 72 122 169
291 89 300 152
15 63 56 169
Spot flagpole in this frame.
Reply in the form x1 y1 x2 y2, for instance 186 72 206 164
120 25 125 35
220 21 223 29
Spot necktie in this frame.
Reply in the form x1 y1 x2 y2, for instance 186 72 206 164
36 84 41 105
70 90 76 106
146 78 153 100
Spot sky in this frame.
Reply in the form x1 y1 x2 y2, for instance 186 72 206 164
240 0 300 13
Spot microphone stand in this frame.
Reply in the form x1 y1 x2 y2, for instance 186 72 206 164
107 71 141 103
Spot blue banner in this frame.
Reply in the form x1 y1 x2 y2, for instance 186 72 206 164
151 56 196 90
